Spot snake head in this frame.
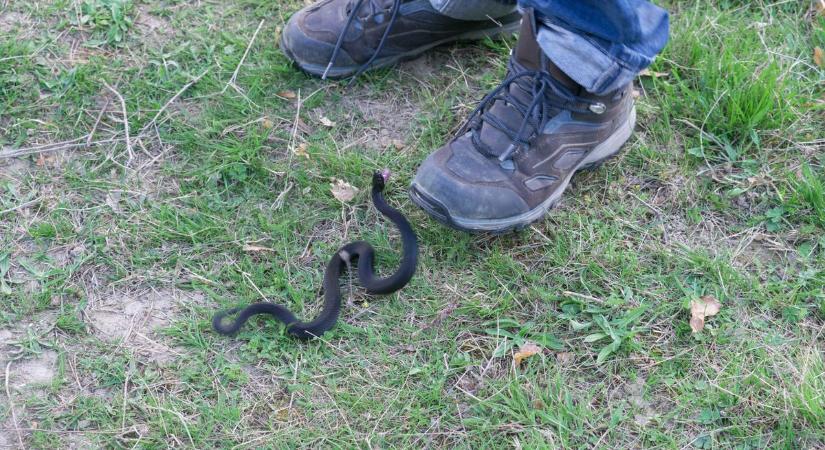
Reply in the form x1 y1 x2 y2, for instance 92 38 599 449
372 169 391 190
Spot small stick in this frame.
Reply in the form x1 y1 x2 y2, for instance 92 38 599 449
0 136 125 159
121 369 130 431
5 361 25 449
102 80 133 163
141 69 210 135
0 198 41 215
2 135 87 153
223 20 265 94
87 97 111 146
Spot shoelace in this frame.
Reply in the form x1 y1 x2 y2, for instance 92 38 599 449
461 62 599 165
323 0 403 81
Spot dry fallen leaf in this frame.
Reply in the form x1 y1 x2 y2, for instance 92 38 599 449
514 342 542 365
815 0 825 16
814 47 824 68
277 90 297 100
319 115 336 128
690 295 722 333
262 118 274 129
391 139 405 150
105 191 121 213
293 142 310 159
556 352 575 366
639 68 669 78
330 179 358 203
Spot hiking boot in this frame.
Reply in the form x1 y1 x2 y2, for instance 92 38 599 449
280 0 521 79
409 9 637 233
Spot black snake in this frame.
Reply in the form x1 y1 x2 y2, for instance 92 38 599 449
212 169 418 339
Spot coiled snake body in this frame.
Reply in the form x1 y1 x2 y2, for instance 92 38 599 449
212 170 418 339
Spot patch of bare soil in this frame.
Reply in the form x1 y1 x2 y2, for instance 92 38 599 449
0 11 31 35
87 288 203 364
613 170 789 269
0 158 30 186
398 52 441 80
0 329 12 347
134 4 175 47
8 350 58 389
339 93 418 151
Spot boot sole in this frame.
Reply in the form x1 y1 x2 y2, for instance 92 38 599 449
281 20 521 79
410 106 637 234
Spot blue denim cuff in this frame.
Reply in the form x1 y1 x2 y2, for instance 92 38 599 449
536 22 643 95
522 0 669 95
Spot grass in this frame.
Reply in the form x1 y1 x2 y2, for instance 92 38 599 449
1 0 824 448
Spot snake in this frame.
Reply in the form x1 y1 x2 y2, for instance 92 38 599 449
212 169 418 340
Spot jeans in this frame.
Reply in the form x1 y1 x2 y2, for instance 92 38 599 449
429 0 669 95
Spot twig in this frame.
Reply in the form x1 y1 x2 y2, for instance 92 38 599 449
142 405 194 446
102 80 133 163
5 361 25 449
627 191 664 216
222 20 265 94
121 369 129 432
2 67 209 161
87 97 111 146
140 69 210 135
0 136 130 159
1 135 88 156
273 182 293 211
0 198 41 215
274 87 304 211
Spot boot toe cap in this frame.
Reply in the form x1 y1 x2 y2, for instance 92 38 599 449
281 10 357 75
411 146 529 223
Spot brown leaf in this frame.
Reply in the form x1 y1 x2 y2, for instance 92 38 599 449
556 352 575 366
815 0 825 16
513 342 542 365
293 142 310 159
36 154 57 166
689 295 722 333
277 90 297 100
814 47 824 68
391 139 405 150
330 179 358 203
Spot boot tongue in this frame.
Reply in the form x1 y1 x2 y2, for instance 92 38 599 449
514 9 579 92
513 9 543 71
473 8 575 158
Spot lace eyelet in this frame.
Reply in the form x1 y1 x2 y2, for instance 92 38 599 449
589 103 606 114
